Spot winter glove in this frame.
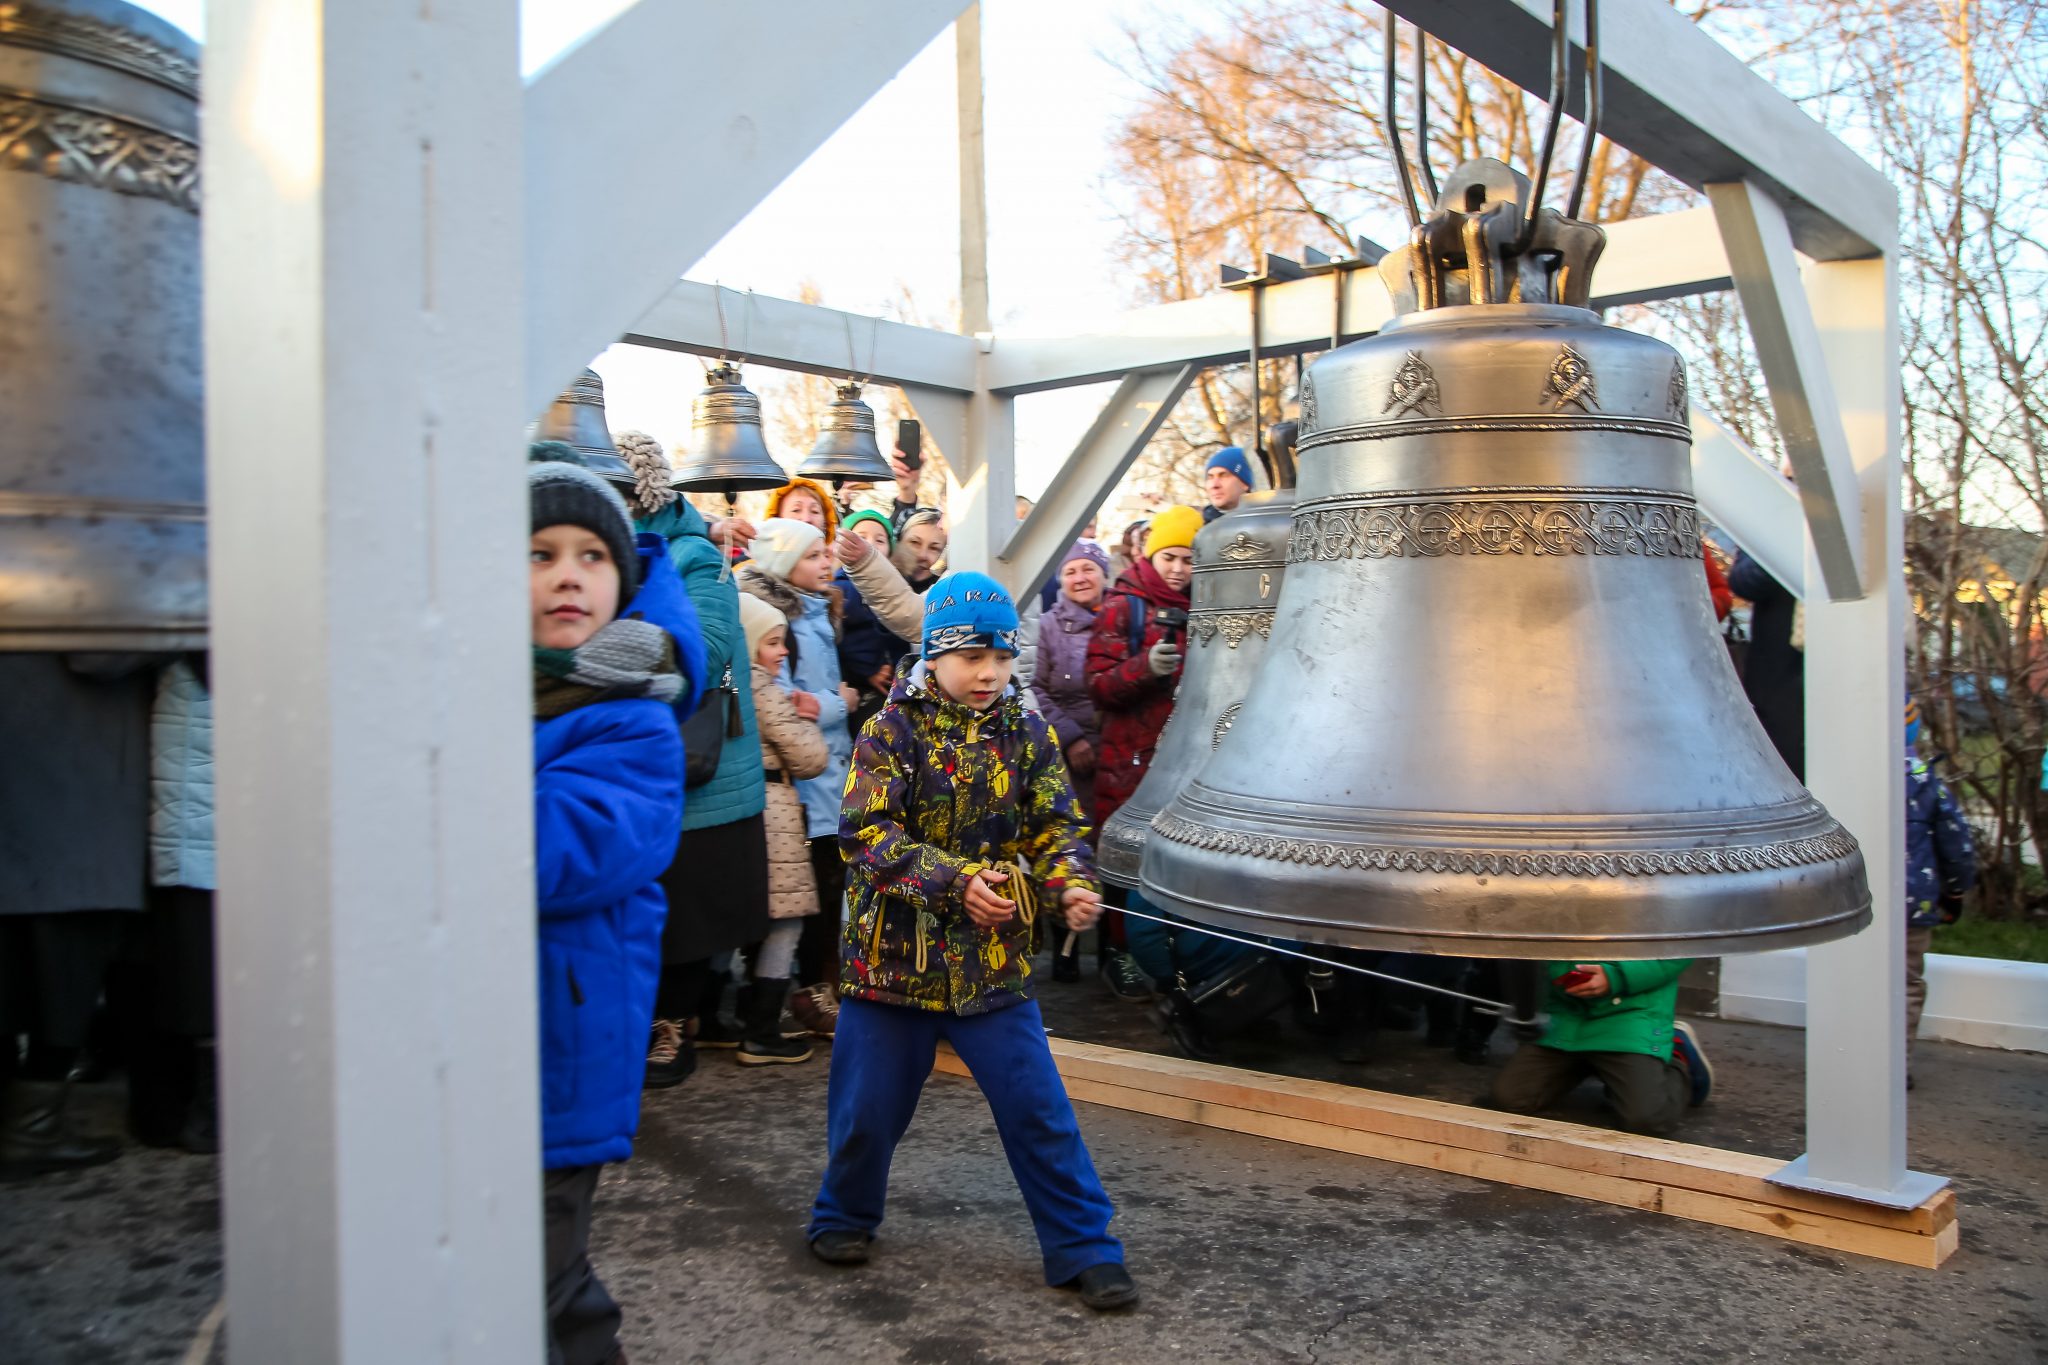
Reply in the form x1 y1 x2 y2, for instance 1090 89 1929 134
1938 893 1966 925
1147 638 1183 678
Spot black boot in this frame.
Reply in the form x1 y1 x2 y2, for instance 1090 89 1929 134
737 979 813 1066
180 1042 220 1154
693 971 744 1050
1 1079 121 1179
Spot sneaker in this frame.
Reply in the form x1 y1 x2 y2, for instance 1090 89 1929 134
789 984 839 1039
1671 1020 1713 1107
1061 1262 1139 1311
1100 950 1153 1002
644 1018 695 1089
809 1229 872 1265
737 1034 814 1066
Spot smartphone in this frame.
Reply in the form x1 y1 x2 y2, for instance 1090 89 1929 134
897 418 923 473
1555 966 1595 990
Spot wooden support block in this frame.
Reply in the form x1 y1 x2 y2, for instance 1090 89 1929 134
931 1040 1957 1269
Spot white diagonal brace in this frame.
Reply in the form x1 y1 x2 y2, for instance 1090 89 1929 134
985 208 1733 394
625 281 980 392
1381 0 1897 261
522 0 968 416
1689 411 1805 596
998 366 1199 599
1709 180 1865 600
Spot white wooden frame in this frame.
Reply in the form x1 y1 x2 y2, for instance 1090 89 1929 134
202 1 1919 1357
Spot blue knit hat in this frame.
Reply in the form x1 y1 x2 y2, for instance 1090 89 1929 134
922 571 1020 660
1206 445 1254 488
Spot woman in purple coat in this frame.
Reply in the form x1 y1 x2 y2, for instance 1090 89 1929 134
1028 543 1110 820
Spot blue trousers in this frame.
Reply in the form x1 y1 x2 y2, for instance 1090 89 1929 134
807 996 1123 1284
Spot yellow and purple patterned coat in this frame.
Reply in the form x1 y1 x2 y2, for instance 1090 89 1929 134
838 664 1097 1016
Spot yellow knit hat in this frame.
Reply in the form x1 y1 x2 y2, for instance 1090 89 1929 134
1144 505 1204 558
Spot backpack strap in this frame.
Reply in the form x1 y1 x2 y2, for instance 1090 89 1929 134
1124 594 1148 657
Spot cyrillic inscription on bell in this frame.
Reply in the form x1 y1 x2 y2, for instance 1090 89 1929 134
1139 159 1870 959
1098 492 1294 887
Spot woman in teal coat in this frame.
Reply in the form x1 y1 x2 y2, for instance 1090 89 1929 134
619 433 770 1085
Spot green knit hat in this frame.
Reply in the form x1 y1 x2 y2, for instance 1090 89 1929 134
843 508 896 549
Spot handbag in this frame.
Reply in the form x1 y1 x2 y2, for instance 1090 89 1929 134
679 663 741 788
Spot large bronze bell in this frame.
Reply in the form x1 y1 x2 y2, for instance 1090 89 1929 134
797 382 893 486
1140 160 1870 959
1098 490 1294 886
668 362 789 497
0 0 204 649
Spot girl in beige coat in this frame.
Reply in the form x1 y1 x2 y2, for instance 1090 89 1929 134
739 592 831 1065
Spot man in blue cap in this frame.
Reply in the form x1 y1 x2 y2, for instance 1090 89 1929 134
1202 446 1255 523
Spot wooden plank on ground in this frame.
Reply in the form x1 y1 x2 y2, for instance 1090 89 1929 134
930 1041 1957 1269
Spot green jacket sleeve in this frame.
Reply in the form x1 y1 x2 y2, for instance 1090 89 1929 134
1603 959 1692 998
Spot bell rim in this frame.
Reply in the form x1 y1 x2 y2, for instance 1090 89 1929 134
1130 892 1874 962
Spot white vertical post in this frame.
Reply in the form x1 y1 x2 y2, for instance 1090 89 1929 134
943 385 1018 577
955 3 991 338
1774 257 1943 1207
205 3 542 1359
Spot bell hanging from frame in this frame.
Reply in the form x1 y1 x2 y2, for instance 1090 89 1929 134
669 361 790 498
534 369 638 492
1098 488 1295 888
797 382 893 486
1138 159 1870 959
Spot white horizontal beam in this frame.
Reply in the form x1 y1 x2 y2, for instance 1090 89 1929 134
1690 411 1804 595
984 207 1735 393
1382 0 1896 261
624 280 981 392
1709 180 1864 600
522 0 968 416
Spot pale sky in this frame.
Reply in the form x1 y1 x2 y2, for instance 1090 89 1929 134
133 0 1229 495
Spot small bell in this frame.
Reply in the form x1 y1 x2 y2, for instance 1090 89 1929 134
797 382 893 486
668 362 790 497
534 370 637 492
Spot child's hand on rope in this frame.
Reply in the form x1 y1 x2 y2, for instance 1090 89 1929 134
1061 886 1103 932
963 868 1017 926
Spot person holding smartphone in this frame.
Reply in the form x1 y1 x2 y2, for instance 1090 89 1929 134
1487 959 1714 1136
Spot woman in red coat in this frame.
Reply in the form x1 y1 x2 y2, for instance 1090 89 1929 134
1083 505 1201 998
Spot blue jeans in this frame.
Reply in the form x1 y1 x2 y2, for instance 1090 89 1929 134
808 996 1123 1284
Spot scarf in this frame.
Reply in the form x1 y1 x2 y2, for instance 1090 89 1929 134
534 616 683 720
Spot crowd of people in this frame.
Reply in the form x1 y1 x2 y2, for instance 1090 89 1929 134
0 425 1978 1364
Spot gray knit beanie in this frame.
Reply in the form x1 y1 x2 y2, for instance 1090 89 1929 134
529 461 641 602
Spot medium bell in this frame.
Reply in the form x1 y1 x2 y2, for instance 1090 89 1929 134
535 370 637 492
668 362 790 497
797 383 893 486
1140 160 1869 959
1098 490 1294 887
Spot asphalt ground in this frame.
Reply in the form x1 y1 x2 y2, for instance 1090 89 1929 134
3 960 2043 1363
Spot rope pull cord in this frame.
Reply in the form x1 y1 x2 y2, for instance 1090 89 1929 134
872 858 1039 978
1111 901 1544 1028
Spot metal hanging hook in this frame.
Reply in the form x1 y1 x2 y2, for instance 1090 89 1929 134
1565 0 1602 221
1517 0 1571 253
1382 10 1422 229
1413 28 1439 208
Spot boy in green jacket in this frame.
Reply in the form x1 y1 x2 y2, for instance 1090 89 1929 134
1489 961 1713 1137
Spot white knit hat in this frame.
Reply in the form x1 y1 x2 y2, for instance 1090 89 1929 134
749 517 825 581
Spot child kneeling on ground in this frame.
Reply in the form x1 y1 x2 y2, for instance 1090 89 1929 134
807 572 1138 1311
530 460 704 1364
1488 960 1713 1137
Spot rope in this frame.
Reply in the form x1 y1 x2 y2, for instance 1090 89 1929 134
1109 901 1537 1024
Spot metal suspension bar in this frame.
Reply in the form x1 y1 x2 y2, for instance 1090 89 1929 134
1566 0 1603 220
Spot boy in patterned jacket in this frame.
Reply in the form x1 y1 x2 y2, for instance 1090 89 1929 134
806 572 1138 1311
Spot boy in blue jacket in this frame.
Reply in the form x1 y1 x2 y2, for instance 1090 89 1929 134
529 460 704 1365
